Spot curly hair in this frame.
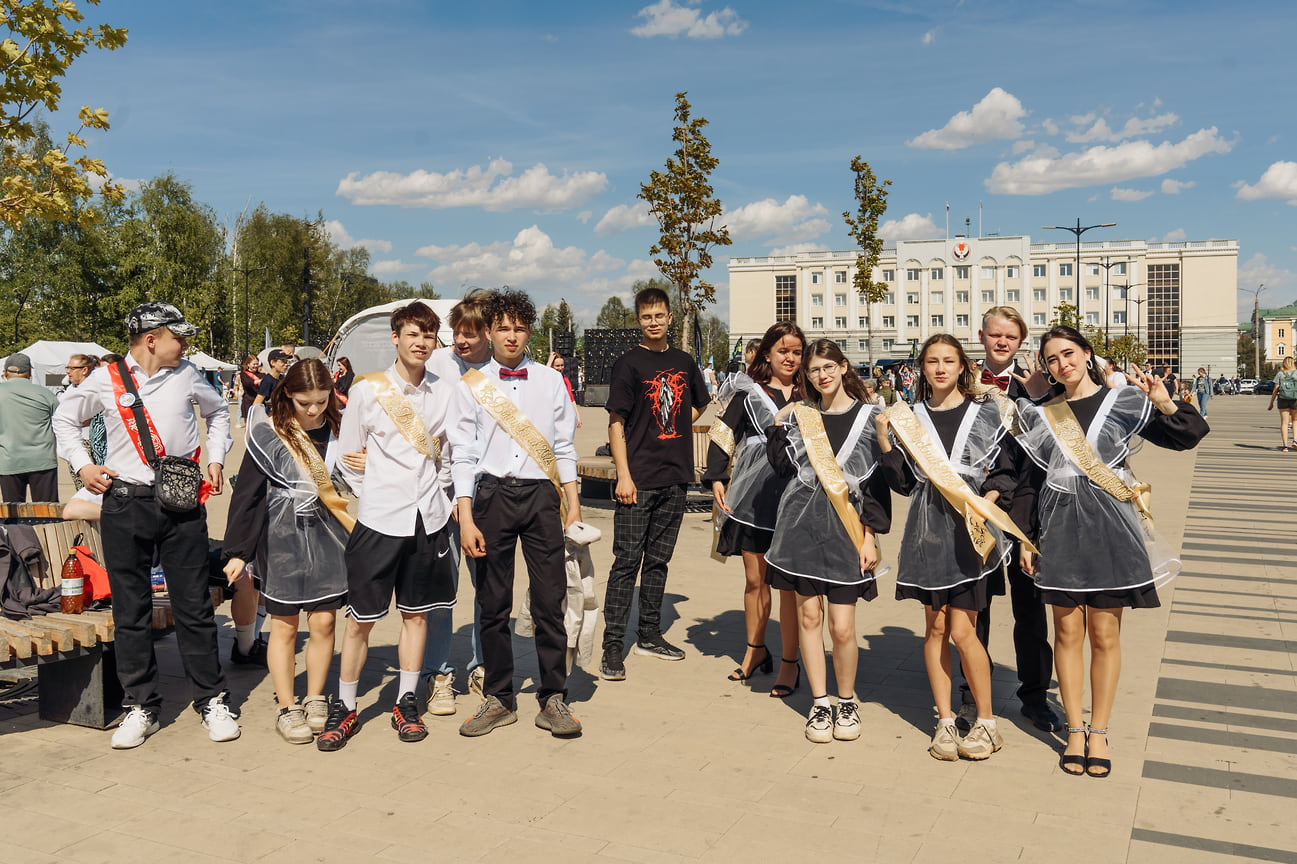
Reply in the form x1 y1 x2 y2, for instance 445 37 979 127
483 287 536 329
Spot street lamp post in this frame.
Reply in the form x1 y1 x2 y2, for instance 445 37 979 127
229 263 269 361
1089 257 1128 350
1043 219 1116 330
1246 282 1266 377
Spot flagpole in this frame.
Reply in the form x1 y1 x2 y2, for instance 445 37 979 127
979 201 983 239
945 202 949 241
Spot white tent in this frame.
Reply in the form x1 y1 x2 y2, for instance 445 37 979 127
322 298 455 375
17 340 113 390
185 350 238 371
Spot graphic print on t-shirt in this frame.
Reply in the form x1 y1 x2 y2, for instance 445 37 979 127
642 369 690 439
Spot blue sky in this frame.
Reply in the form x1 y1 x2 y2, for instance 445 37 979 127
46 0 1297 324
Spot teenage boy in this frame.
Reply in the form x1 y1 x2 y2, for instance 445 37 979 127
317 301 457 751
421 288 494 715
250 348 291 413
448 289 582 738
600 287 709 680
959 306 1061 733
52 302 237 749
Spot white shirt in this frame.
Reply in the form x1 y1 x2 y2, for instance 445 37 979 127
53 354 231 486
427 345 488 381
337 362 453 537
448 356 578 499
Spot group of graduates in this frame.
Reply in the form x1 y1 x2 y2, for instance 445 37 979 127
706 305 1208 775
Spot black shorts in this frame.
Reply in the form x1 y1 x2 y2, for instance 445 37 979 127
262 593 346 618
344 514 457 622
1278 398 1297 410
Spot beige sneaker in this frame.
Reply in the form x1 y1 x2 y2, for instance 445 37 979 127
929 722 960 761
957 720 1004 760
426 672 456 716
468 666 485 700
302 696 329 733
276 705 313 745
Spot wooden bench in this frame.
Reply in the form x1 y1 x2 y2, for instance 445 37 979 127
577 424 712 499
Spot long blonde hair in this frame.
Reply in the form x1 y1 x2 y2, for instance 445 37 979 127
1282 357 1296 372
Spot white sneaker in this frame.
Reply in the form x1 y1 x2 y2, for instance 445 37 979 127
929 722 960 761
426 672 456 716
201 694 241 742
111 706 160 750
833 700 861 741
805 704 833 744
302 695 329 733
276 705 314 744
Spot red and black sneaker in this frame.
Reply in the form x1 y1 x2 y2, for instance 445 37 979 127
391 691 427 742
316 697 359 752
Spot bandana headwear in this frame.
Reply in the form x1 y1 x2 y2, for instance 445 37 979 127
125 301 198 337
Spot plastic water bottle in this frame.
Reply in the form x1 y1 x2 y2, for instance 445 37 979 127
150 564 166 594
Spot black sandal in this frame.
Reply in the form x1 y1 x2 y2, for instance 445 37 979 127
1085 725 1111 778
1059 726 1087 776
769 658 800 698
728 643 772 681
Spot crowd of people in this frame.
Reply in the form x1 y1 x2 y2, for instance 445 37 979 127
1 287 1220 780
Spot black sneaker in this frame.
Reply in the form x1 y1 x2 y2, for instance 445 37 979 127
1021 702 1064 733
391 691 428 742
600 645 626 680
230 637 267 668
316 698 359 752
954 701 978 734
634 633 685 661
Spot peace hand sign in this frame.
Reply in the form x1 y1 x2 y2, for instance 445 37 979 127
1011 351 1053 399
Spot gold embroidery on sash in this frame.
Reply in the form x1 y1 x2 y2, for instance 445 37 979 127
462 368 566 517
279 421 356 534
1040 396 1154 525
883 402 1039 560
358 371 442 462
707 419 737 458
968 382 1020 435
793 405 866 551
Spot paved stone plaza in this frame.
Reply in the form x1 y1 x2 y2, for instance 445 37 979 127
1 395 1292 864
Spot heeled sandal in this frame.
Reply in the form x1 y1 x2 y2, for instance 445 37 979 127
1059 726 1087 776
728 643 773 681
1085 725 1111 778
769 658 800 699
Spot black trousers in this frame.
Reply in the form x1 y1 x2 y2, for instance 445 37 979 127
602 484 687 647
100 488 226 712
958 556 1053 708
474 477 566 712
0 468 58 503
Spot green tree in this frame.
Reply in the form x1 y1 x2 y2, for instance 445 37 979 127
1106 334 1147 369
1050 302 1081 329
842 156 891 365
700 313 729 369
595 295 632 329
1 0 128 226
638 91 731 358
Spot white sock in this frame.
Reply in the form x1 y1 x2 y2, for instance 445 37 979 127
978 717 997 728
813 695 831 708
838 694 856 705
234 623 255 653
937 717 956 727
339 680 359 712
398 670 420 699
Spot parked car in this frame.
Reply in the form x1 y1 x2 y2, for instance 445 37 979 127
1257 380 1277 395
1239 378 1258 394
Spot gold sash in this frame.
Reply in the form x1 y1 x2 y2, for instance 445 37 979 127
357 371 442 462
707 419 737 458
1040 395 1154 524
969 382 1020 435
793 405 866 551
279 421 355 534
462 367 566 516
883 401 1038 560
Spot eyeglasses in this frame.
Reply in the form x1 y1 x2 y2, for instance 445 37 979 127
65 365 89 371
806 364 842 377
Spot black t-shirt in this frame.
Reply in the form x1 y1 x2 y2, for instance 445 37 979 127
606 345 710 488
257 373 281 406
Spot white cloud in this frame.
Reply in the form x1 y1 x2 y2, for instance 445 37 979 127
87 171 141 194
986 127 1236 195
769 242 830 256
371 259 411 275
1235 161 1297 204
1238 253 1295 318
630 0 748 39
879 213 940 242
1041 118 1060 136
336 158 608 211
1066 112 1179 144
1110 187 1153 201
1012 140 1036 155
324 219 392 253
921 30 935 45
724 195 830 244
594 201 655 236
415 225 622 287
1161 228 1186 242
908 88 1027 150
577 210 592 223
1161 178 1196 194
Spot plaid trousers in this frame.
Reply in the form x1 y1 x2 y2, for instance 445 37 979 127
602 483 687 647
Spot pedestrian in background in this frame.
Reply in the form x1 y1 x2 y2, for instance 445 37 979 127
0 352 60 502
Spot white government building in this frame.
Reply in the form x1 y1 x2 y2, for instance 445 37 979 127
728 234 1239 377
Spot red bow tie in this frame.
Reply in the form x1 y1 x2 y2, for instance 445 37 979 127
499 367 528 380
980 368 1009 392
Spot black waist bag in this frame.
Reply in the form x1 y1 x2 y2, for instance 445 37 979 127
115 360 202 513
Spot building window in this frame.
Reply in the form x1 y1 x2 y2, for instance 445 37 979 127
835 271 847 284
1033 288 1047 302
1086 312 1099 325
1281 344 1287 357
1032 313 1047 326
882 315 895 327
1086 263 1100 277
883 338 895 350
1113 311 1126 324
882 269 894 282
1115 286 1128 299
1147 263 1181 374
812 293 824 307
956 314 970 327
1006 289 1021 302
1114 262 1126 275
930 267 944 280
775 275 797 321
1059 287 1073 301
981 290 995 303
1033 264 1047 278
811 316 824 328
858 339 868 351
931 291 944 304
955 266 970 279
906 315 919 328
1086 287 1099 300
858 316 868 328
981 266 995 279
837 339 847 350
835 316 847 328
906 268 921 281
907 292 919 305
931 314 944 327
811 272 822 284
1059 263 1073 277
1006 265 1020 278
1280 328 1287 339
955 290 969 304
835 293 848 306
884 292 895 304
